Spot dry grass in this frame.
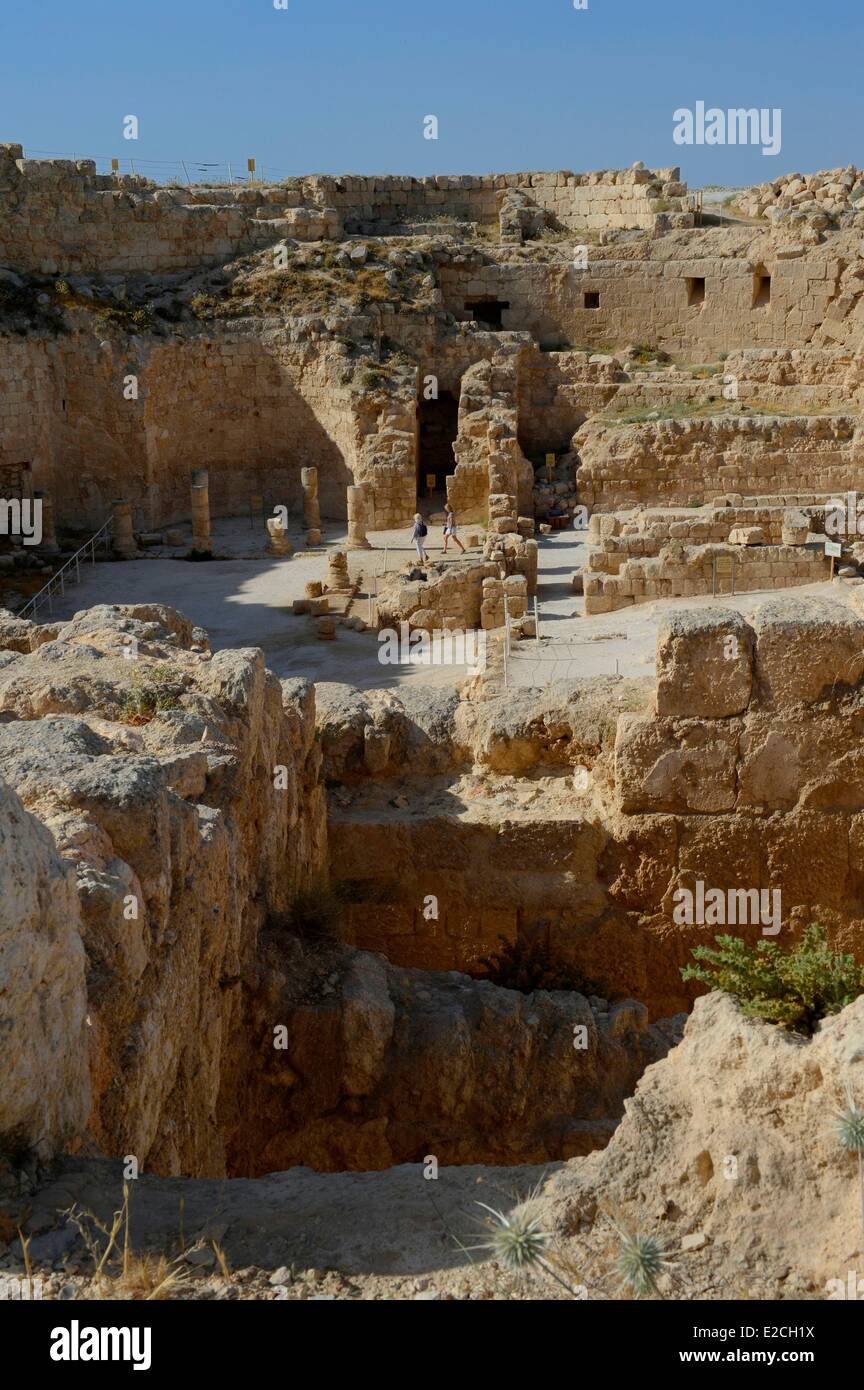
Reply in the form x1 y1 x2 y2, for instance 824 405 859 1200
50 1182 232 1301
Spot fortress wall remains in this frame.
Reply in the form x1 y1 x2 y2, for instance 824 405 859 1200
0 330 386 531
0 146 685 274
439 255 844 356
575 413 861 512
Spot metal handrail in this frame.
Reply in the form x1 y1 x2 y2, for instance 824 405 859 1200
19 517 113 621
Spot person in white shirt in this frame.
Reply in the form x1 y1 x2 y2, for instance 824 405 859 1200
442 509 465 555
410 513 428 561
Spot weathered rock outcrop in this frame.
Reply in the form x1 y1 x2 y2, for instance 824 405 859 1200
0 603 327 1175
0 783 89 1163
544 991 864 1297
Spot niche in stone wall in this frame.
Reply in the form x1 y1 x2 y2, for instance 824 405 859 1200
686 276 706 307
752 270 772 308
583 291 600 310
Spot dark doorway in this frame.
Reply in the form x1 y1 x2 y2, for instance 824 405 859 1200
686 276 706 307
465 298 509 328
418 390 459 499
753 272 771 308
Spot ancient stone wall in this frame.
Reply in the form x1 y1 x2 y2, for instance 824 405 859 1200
0 145 339 274
252 167 689 237
0 146 687 276
0 328 410 530
439 251 846 355
580 496 840 612
575 413 860 511
320 599 864 1018
583 539 828 613
448 348 534 523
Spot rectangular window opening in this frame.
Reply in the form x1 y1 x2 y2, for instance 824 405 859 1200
686 276 705 307
464 298 508 328
753 273 771 308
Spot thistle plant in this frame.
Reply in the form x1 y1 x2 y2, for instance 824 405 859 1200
476 1202 551 1273
473 1190 585 1297
609 1219 675 1299
836 1086 864 1256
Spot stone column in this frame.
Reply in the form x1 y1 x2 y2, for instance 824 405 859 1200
301 466 321 545
33 489 59 554
346 484 371 550
265 516 294 557
111 499 138 558
191 468 211 554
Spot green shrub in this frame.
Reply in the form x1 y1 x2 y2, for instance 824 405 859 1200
480 935 600 995
681 924 864 1035
115 665 185 726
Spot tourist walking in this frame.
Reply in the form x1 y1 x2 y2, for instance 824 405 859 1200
442 509 465 555
410 513 429 562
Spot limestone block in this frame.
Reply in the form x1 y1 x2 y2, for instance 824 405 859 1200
728 526 766 546
753 597 864 707
409 608 437 631
781 508 810 545
615 713 739 814
656 608 755 717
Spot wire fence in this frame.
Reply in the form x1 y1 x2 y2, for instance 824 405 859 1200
21 147 306 187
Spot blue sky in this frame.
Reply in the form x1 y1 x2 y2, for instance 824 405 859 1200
1 0 860 185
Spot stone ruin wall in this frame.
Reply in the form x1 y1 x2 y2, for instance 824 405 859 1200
517 345 864 460
583 539 828 614
319 595 864 1018
7 323 857 539
573 414 864 609
329 167 690 235
0 147 687 273
5 141 864 544
438 252 849 356
0 330 417 532
575 413 862 511
0 145 341 274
